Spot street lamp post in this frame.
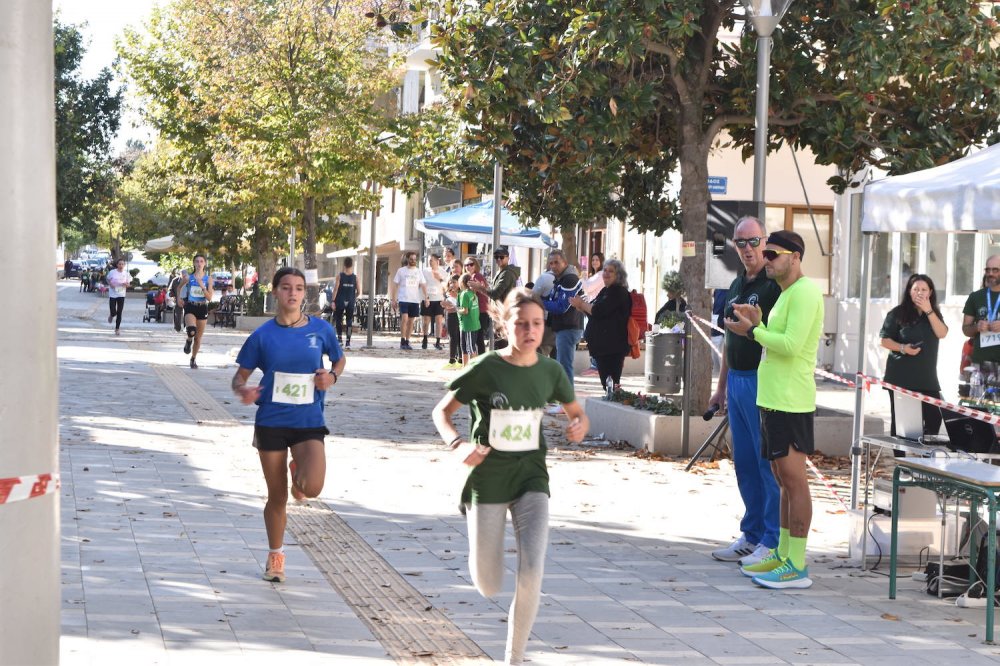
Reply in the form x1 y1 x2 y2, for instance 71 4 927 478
365 183 379 349
741 0 794 214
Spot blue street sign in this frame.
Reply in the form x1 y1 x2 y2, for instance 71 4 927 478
708 176 728 195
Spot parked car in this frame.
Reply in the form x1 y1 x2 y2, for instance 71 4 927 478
212 271 233 291
148 272 171 287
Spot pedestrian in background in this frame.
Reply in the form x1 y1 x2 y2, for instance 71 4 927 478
421 253 447 350
472 246 520 350
231 267 345 583
332 257 358 349
432 288 589 666
544 250 584 383
961 254 1000 365
442 275 462 369
168 269 188 333
390 251 427 350
457 273 481 366
463 256 490 354
879 273 948 436
569 259 631 392
106 258 130 336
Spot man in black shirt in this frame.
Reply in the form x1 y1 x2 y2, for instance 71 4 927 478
708 217 782 567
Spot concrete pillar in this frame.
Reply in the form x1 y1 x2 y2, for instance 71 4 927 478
0 2 60 663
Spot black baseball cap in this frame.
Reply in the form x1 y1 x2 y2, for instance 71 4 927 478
493 246 509 258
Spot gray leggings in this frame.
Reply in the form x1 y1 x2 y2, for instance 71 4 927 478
466 491 549 666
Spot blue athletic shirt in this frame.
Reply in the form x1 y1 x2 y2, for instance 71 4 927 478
236 316 343 428
186 273 211 302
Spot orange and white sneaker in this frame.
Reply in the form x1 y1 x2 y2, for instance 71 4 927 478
263 551 286 582
288 460 306 501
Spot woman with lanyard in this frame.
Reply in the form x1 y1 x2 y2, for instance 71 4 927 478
432 288 589 666
232 267 345 583
178 254 214 369
879 273 949 437
332 257 358 349
106 258 130 336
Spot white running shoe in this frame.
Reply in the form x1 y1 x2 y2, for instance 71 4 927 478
739 543 773 567
711 534 757 562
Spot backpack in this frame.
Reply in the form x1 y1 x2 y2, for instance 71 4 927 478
626 316 642 359
629 289 649 332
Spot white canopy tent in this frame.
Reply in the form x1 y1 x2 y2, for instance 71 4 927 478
850 143 1000 513
144 235 176 252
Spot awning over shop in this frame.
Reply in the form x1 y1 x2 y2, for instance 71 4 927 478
414 200 557 250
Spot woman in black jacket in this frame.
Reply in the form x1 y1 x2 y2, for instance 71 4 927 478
570 259 632 391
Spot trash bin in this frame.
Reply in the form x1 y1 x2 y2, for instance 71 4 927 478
645 330 684 394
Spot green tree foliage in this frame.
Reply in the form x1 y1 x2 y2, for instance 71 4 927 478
54 18 124 239
423 0 1000 406
119 0 402 300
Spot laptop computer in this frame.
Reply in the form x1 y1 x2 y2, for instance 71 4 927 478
941 409 999 454
893 392 927 441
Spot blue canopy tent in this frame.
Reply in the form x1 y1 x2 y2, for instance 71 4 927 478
414 200 557 250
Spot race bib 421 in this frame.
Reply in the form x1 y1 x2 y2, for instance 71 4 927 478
272 371 315 405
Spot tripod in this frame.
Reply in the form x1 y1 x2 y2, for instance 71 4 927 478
685 414 730 471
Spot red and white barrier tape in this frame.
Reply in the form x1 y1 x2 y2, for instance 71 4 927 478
858 374 1000 426
0 473 60 506
684 312 723 360
805 459 851 512
687 312 726 336
687 312 858 387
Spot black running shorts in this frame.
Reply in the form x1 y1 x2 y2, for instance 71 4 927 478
253 426 329 451
184 302 210 321
760 408 815 460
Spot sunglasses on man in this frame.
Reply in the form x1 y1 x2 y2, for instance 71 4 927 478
733 236 762 248
762 249 795 261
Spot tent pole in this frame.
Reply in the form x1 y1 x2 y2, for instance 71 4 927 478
852 231 874 567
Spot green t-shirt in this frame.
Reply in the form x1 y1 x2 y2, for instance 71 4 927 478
879 306 941 392
962 287 1000 363
724 270 782 371
447 352 575 504
755 277 824 413
458 290 480 332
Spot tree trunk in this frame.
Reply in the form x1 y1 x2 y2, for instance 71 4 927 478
677 102 713 418
302 194 321 313
560 227 578 271
254 220 277 310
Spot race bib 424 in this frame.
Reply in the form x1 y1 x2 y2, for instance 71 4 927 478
489 408 543 452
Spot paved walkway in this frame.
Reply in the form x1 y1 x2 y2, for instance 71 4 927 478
56 281 1000 665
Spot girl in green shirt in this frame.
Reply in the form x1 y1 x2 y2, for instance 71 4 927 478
432 289 589 665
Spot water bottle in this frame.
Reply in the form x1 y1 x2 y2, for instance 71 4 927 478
971 365 984 401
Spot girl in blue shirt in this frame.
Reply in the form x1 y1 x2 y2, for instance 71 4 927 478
178 254 214 369
232 267 345 582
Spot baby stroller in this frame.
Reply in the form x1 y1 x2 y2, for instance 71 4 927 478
142 290 163 323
